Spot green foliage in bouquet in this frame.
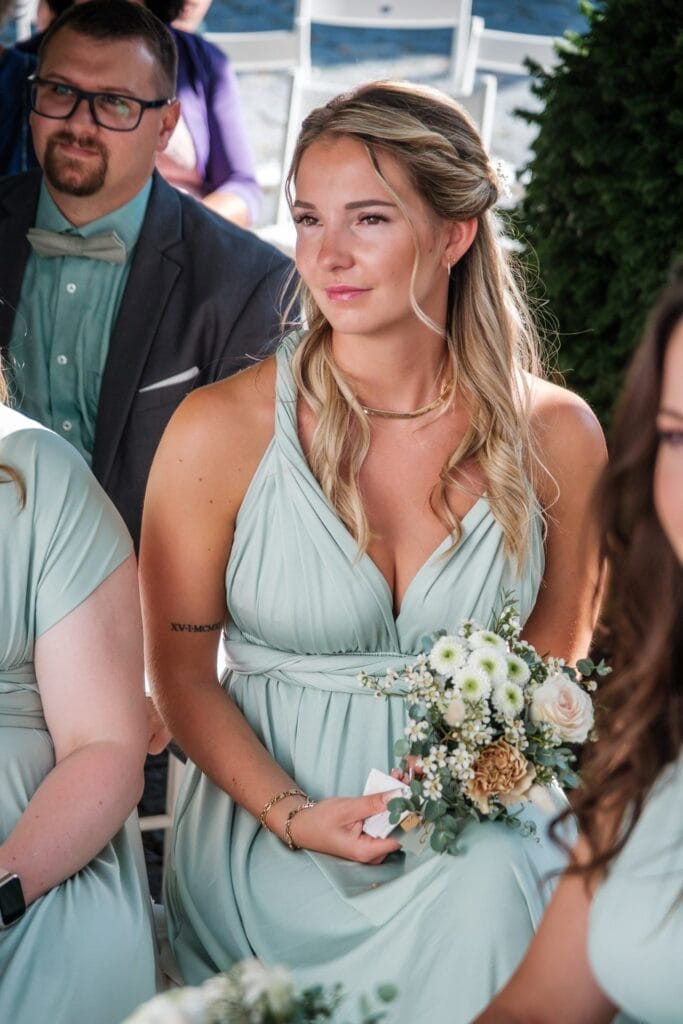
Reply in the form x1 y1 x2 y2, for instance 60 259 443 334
361 598 609 856
124 960 397 1024
513 0 683 424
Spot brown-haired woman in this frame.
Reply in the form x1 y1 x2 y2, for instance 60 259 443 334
473 272 683 1023
141 80 605 1020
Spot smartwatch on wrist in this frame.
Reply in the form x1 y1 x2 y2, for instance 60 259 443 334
0 871 26 928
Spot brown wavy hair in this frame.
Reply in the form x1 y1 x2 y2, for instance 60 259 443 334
568 270 683 877
284 80 546 571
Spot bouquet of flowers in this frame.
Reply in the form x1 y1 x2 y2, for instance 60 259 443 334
360 597 609 856
124 959 396 1024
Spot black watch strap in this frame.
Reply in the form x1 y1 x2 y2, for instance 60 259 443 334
0 871 26 928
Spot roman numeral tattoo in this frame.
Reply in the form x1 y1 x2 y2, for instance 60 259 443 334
170 622 223 633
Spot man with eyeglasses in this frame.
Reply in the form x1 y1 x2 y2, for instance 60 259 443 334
0 0 292 553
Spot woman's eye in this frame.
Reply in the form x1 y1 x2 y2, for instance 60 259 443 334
359 214 387 225
658 429 683 447
292 214 317 226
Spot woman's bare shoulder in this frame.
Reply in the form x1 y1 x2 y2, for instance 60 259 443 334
163 356 276 453
528 375 606 467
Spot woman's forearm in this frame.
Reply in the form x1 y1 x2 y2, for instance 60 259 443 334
0 741 144 905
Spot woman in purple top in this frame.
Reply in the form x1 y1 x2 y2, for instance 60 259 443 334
146 0 262 226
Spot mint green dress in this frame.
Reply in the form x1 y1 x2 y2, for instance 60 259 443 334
589 752 683 1024
0 406 157 1024
164 336 569 1021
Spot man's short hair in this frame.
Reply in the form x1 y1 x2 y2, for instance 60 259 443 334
38 0 178 97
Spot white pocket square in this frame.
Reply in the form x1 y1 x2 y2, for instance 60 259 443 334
138 366 200 393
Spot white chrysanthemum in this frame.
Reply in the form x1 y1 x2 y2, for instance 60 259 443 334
405 719 430 742
493 681 525 719
506 653 531 686
454 663 492 703
468 629 507 653
429 635 467 676
467 647 508 685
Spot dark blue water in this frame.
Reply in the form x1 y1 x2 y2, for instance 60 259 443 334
205 1 589 63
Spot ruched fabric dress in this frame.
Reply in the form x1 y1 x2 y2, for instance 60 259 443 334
0 407 156 1024
589 752 683 1024
164 336 569 1022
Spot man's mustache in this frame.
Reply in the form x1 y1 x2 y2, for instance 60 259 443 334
48 131 108 157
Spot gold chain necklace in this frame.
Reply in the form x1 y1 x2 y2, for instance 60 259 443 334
360 377 454 420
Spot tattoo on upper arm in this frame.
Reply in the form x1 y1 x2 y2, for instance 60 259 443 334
170 621 223 633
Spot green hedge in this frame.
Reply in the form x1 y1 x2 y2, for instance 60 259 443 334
515 0 683 424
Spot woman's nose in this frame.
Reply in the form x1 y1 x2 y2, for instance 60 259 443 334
317 226 354 271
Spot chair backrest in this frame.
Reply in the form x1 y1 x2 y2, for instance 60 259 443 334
275 71 497 225
204 27 308 75
300 0 473 92
461 16 562 94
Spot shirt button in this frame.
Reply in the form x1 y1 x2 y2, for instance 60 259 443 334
66 283 77 294
62 420 72 432
56 354 68 365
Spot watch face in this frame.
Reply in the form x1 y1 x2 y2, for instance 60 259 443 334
0 875 25 927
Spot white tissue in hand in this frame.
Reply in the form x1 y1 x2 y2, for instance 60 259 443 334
362 768 411 839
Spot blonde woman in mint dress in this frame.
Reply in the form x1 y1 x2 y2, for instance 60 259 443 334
0 387 156 1021
142 82 606 1021
474 274 683 1024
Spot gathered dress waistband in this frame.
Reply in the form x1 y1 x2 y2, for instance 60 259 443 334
221 628 413 696
0 667 48 730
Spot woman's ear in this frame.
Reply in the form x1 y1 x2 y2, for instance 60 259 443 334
443 218 478 270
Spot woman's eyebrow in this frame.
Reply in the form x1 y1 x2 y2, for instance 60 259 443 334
291 199 396 209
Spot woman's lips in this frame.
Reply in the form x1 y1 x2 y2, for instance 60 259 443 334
325 286 370 301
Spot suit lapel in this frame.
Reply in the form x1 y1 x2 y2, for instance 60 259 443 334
92 173 182 487
0 172 41 352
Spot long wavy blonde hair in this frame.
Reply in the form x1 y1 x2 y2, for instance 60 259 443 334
286 80 545 569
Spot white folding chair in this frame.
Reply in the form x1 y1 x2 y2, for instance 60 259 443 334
203 9 310 195
300 0 474 93
460 16 563 95
257 71 497 257
138 750 185 868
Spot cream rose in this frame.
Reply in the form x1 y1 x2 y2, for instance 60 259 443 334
466 739 536 814
530 672 594 743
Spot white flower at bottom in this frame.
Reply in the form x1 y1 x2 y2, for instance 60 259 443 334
405 719 430 742
422 776 444 800
492 681 525 719
429 635 467 676
239 961 294 1014
454 664 492 703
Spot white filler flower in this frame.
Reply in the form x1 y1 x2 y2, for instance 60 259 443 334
429 635 467 676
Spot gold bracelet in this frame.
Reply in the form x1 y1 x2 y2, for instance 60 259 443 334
258 788 306 832
284 798 316 851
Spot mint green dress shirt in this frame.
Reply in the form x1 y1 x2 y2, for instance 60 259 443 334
8 179 152 464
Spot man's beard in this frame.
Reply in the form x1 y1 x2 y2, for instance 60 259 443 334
43 131 109 197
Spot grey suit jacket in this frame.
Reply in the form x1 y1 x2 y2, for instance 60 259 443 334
0 170 294 547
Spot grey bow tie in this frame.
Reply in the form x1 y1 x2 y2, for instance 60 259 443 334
26 227 127 265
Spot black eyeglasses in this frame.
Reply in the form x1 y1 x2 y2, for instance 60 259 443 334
28 75 174 132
